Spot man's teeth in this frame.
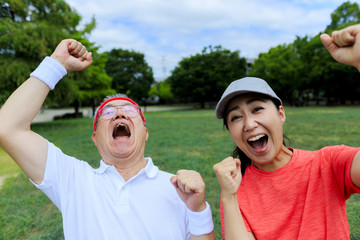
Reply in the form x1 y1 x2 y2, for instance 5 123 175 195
249 134 265 142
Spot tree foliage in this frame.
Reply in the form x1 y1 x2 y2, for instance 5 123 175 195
249 1 360 105
105 49 155 104
168 45 247 108
0 0 114 111
149 80 174 104
326 1 360 31
249 43 302 105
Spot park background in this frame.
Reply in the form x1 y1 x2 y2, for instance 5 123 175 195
1 0 360 239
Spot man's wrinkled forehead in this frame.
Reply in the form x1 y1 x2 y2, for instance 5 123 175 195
104 100 134 107
99 97 138 109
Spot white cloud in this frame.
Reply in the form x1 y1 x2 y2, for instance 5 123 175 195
66 0 352 79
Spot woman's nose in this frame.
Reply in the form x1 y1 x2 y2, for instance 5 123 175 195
243 116 258 132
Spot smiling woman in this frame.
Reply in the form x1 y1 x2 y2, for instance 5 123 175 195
214 77 360 240
212 23 360 240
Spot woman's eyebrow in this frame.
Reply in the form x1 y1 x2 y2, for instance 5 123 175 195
227 105 239 115
227 98 266 115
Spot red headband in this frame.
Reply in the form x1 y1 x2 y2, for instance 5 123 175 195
93 97 146 131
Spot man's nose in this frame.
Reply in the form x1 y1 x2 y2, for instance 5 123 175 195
114 108 128 120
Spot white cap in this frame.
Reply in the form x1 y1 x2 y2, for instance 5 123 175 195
215 77 282 119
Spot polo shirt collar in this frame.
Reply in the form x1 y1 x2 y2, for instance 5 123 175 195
95 157 158 178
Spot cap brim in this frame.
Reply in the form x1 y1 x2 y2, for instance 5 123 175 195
215 77 282 120
215 90 248 119
215 91 282 119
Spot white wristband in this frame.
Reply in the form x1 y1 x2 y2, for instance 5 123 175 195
30 56 67 90
188 202 214 236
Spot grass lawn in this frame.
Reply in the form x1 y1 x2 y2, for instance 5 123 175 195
1 106 360 239
0 147 20 176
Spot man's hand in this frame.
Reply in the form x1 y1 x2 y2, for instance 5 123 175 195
170 170 207 212
50 39 93 72
213 157 242 197
320 24 360 71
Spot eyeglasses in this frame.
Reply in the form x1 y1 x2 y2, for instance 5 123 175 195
93 97 147 131
98 104 141 120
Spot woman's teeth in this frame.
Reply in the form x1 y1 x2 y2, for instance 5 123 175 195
249 134 265 142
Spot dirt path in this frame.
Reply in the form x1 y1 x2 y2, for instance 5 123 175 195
0 175 5 189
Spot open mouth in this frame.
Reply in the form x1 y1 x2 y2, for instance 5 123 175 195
113 123 131 138
248 134 268 150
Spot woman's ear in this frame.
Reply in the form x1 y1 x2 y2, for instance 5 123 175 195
279 106 286 124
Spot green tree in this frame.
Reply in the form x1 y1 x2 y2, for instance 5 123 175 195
249 43 304 105
149 80 174 104
105 49 155 104
294 35 327 105
168 45 247 108
249 1 360 106
1 0 77 103
321 1 360 105
327 1 360 31
0 0 114 115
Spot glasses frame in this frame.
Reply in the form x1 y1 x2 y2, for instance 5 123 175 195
93 97 146 131
98 104 141 120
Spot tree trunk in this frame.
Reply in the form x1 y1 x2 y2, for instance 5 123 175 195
73 99 80 117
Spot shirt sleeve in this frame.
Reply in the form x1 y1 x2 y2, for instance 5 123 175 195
323 145 360 199
30 141 92 211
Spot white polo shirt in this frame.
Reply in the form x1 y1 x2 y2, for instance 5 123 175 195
32 142 190 240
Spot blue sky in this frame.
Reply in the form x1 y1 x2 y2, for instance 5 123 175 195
67 0 351 81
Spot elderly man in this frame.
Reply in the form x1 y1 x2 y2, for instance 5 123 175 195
0 39 215 240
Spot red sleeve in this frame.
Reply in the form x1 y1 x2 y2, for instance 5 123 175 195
323 145 360 199
220 194 225 240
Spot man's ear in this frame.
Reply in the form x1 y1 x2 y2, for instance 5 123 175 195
92 132 97 146
145 127 149 141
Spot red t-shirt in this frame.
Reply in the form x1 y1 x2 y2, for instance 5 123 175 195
220 145 360 240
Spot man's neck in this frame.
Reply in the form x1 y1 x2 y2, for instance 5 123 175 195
107 156 147 182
